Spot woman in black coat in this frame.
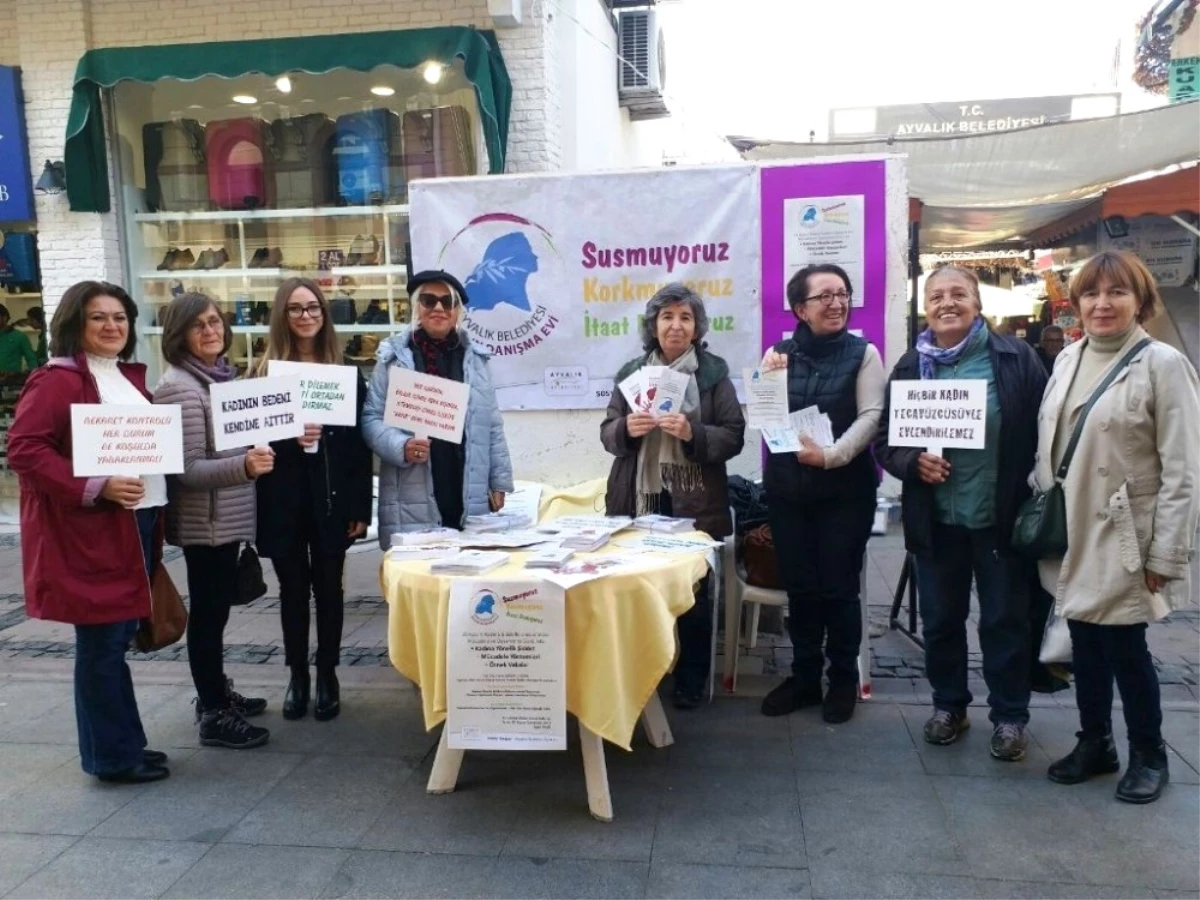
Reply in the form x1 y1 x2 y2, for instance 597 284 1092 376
254 277 373 722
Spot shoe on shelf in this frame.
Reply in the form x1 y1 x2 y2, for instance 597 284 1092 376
193 249 214 270
990 721 1029 761
225 676 267 717
142 748 169 766
924 709 969 745
314 668 340 721
248 247 269 268
157 248 178 271
760 676 822 717
345 235 365 267
283 666 311 720
169 248 195 270
199 706 270 750
211 247 230 269
822 680 858 724
264 247 284 268
98 762 170 784
1047 731 1120 784
1116 744 1169 804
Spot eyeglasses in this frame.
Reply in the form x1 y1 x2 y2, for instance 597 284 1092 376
190 316 224 334
418 293 458 312
804 290 852 306
286 304 324 320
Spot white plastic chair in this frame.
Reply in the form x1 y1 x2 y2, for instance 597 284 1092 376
721 510 788 693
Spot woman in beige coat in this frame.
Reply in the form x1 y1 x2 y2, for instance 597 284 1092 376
154 293 275 751
1033 251 1199 804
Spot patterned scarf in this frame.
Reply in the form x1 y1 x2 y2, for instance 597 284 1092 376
636 345 704 515
916 315 985 380
181 353 237 384
411 328 461 376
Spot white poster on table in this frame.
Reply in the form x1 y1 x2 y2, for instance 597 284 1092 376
783 194 865 308
888 379 987 456
410 165 761 410
446 579 566 750
266 361 359 426
70 404 184 477
210 375 304 451
383 368 470 443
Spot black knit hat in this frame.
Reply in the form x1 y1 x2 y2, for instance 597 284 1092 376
407 270 469 306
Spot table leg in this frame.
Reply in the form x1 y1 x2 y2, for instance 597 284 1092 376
426 726 465 795
639 691 674 749
578 720 613 822
857 552 873 701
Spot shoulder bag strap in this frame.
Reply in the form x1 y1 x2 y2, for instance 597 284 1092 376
1056 338 1151 480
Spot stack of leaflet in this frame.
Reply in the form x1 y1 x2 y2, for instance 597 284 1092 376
463 512 533 533
391 528 461 546
760 405 836 454
632 515 696 534
523 547 576 569
538 515 632 534
430 550 510 574
388 543 460 562
559 527 617 552
617 365 691 418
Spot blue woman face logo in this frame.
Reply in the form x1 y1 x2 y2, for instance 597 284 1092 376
464 232 540 312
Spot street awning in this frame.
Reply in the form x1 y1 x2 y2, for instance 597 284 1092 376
64 27 513 213
735 102 1200 250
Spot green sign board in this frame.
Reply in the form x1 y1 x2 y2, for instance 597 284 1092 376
1169 56 1200 103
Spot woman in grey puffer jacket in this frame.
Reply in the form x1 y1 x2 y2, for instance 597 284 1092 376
154 293 273 751
361 271 513 547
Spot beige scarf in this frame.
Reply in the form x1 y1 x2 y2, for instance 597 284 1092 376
635 345 704 514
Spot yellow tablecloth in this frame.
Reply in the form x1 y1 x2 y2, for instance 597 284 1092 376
382 534 709 751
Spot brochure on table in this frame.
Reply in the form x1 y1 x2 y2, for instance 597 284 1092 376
446 579 567 750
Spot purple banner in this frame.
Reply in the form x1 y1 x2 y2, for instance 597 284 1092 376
759 161 888 357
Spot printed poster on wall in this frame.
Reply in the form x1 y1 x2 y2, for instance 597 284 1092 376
760 161 887 355
1099 214 1198 288
410 166 761 410
446 578 566 750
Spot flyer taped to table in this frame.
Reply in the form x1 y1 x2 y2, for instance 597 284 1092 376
887 379 987 457
266 360 359 426
384 368 470 443
209 375 304 451
742 366 789 429
70 404 185 477
446 579 566 750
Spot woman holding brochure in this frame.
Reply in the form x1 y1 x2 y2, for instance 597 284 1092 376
154 292 272 750
758 264 884 724
9 280 171 784
253 277 372 721
362 270 513 544
874 266 1045 762
1034 251 1197 803
601 282 745 710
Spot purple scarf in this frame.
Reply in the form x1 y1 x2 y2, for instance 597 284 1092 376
915 316 985 380
180 353 237 384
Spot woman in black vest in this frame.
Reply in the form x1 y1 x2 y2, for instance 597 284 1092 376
254 277 373 722
760 264 885 723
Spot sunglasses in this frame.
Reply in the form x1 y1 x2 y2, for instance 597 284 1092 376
418 293 458 312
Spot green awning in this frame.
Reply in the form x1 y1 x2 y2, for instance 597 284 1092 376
65 27 512 212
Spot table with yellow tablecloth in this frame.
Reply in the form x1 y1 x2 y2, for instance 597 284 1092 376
382 533 709 751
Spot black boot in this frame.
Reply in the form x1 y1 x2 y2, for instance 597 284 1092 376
1116 744 1169 804
760 676 822 717
822 680 858 724
282 667 310 720
314 668 340 721
1048 731 1121 784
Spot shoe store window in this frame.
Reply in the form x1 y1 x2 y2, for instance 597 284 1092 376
108 62 491 377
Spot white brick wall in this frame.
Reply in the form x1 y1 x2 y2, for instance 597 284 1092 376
0 0 18 64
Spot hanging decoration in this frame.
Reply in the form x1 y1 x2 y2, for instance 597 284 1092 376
1133 0 1199 92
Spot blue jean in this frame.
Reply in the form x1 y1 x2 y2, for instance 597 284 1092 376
72 508 157 776
915 523 1031 724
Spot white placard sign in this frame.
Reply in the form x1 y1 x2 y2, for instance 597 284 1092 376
266 361 359 426
383 368 470 443
70 404 184 477
210 375 304 451
888 379 988 455
446 579 566 750
742 367 789 429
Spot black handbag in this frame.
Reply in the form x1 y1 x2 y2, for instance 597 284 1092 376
233 543 268 606
1012 338 1150 559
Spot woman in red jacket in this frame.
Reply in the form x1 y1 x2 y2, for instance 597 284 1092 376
8 281 170 785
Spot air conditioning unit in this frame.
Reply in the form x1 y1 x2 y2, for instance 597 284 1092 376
617 9 668 119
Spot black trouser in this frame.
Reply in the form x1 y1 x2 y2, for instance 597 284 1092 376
768 495 875 687
1068 619 1162 750
270 530 347 671
914 523 1031 724
674 576 712 694
182 543 239 710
